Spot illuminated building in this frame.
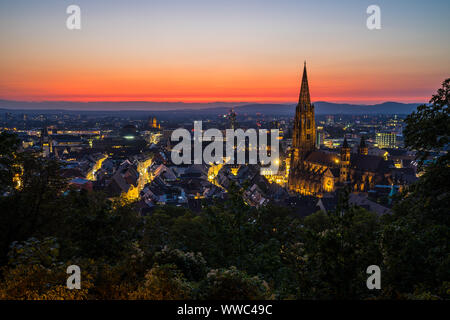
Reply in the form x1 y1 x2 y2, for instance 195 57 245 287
358 136 368 155
288 63 394 196
260 158 288 186
149 116 161 130
316 129 324 148
376 132 397 148
40 126 53 157
121 124 138 139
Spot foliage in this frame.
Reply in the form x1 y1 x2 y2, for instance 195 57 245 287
199 266 272 300
380 78 450 299
154 246 207 282
0 263 93 300
288 191 383 299
8 237 60 268
404 78 449 168
129 264 193 300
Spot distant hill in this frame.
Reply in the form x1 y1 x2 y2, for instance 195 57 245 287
234 101 422 115
0 100 249 111
313 101 421 115
0 99 422 115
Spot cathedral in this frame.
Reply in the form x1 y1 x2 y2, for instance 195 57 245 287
288 63 393 197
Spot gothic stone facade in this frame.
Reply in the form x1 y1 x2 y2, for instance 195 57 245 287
288 63 392 197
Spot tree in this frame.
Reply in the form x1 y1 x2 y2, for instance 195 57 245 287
382 78 450 299
403 78 449 168
293 206 382 299
153 246 207 282
0 137 67 264
199 266 272 300
129 264 193 300
56 190 142 262
0 132 21 193
0 237 93 300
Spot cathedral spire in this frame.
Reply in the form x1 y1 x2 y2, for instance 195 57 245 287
289 61 317 192
298 61 311 107
358 136 368 155
360 136 366 148
290 61 316 163
342 137 349 148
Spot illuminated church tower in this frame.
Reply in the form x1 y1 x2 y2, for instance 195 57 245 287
340 137 350 182
288 63 393 196
291 62 316 166
358 136 368 155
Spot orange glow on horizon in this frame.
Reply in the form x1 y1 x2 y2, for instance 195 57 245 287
0 95 428 104
0 75 431 104
0 60 435 104
1 1 448 106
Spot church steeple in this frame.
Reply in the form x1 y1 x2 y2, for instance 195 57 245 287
358 136 368 155
342 136 349 149
291 62 316 164
298 61 311 109
340 137 350 182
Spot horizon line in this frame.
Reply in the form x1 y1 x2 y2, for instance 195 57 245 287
0 99 426 106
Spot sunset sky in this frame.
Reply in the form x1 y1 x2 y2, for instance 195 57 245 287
0 0 449 104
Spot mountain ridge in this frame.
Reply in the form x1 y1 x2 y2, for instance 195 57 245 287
0 100 423 115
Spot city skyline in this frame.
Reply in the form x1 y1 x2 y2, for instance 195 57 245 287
1 0 449 104
0 0 449 304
